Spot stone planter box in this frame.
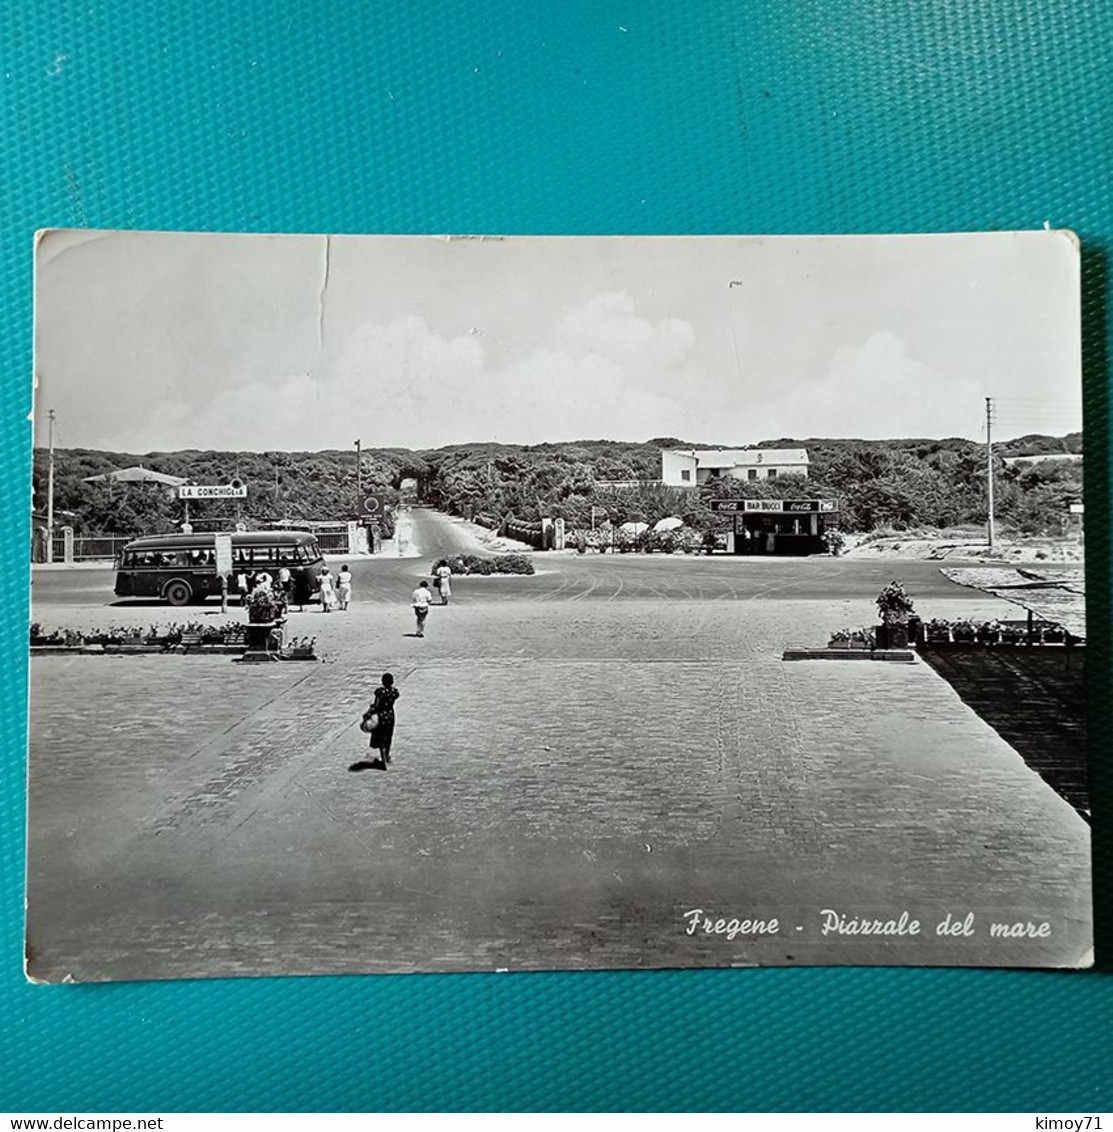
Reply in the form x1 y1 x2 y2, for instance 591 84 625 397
877 623 911 649
236 619 285 663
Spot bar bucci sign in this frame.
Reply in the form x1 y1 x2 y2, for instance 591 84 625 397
709 499 838 513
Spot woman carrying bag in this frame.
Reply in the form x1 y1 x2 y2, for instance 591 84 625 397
360 673 399 770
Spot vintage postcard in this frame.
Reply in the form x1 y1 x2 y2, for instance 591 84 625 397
27 230 1091 981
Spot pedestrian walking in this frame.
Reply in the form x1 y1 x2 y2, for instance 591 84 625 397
361 672 400 770
412 579 432 636
434 561 453 605
235 570 249 605
277 563 293 604
318 568 337 612
337 564 353 611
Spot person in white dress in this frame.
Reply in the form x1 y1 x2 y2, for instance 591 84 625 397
411 579 432 636
318 568 337 612
434 561 452 605
337 565 353 611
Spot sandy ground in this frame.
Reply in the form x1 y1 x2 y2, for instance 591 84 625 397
843 530 1085 564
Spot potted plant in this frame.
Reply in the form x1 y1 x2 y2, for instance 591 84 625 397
823 528 846 557
875 580 915 648
828 627 874 650
950 618 977 643
924 617 952 645
1042 624 1065 644
1000 622 1025 645
976 619 1002 645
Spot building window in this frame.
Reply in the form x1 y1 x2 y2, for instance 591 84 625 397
747 469 757 481
680 469 691 482
768 469 778 479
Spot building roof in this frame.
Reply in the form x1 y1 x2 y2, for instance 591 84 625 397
683 448 810 468
83 465 189 486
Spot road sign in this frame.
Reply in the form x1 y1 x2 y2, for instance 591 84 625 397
180 483 247 499
214 533 233 576
709 498 838 514
358 493 386 519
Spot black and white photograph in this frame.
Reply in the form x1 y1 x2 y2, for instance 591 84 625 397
26 229 1091 981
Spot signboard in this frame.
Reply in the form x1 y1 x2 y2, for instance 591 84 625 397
709 499 838 514
214 533 233 576
180 483 247 499
358 493 387 519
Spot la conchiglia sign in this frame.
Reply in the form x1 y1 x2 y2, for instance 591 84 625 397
179 482 247 499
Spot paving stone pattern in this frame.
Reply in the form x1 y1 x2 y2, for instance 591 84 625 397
26 557 1092 981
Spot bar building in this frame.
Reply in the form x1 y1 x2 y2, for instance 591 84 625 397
661 447 810 486
710 498 838 556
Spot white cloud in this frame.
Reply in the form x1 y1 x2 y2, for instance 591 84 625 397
113 294 705 451
745 331 983 439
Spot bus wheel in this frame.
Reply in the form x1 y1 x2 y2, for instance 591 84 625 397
164 580 192 606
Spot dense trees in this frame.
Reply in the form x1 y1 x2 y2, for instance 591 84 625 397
33 435 1082 540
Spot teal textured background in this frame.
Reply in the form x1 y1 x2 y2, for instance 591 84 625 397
3 0 1111 1112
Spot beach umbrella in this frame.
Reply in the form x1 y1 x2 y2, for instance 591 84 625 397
653 516 684 532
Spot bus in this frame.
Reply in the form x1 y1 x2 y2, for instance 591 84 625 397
114 531 327 606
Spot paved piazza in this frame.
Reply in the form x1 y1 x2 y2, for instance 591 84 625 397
26 516 1092 980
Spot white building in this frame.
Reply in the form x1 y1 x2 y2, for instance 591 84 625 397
661 447 810 487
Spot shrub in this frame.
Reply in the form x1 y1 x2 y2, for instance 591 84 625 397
494 553 534 575
675 528 703 553
445 553 533 576
648 529 679 554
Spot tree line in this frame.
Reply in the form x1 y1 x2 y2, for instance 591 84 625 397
33 433 1082 539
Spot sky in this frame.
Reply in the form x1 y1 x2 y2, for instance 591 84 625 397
33 229 1083 453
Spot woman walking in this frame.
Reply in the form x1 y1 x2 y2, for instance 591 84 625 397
363 673 400 770
337 564 353 611
434 560 453 605
318 568 337 612
411 578 433 636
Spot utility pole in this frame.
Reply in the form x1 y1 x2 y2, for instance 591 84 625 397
355 438 362 497
46 409 55 563
986 396 995 554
